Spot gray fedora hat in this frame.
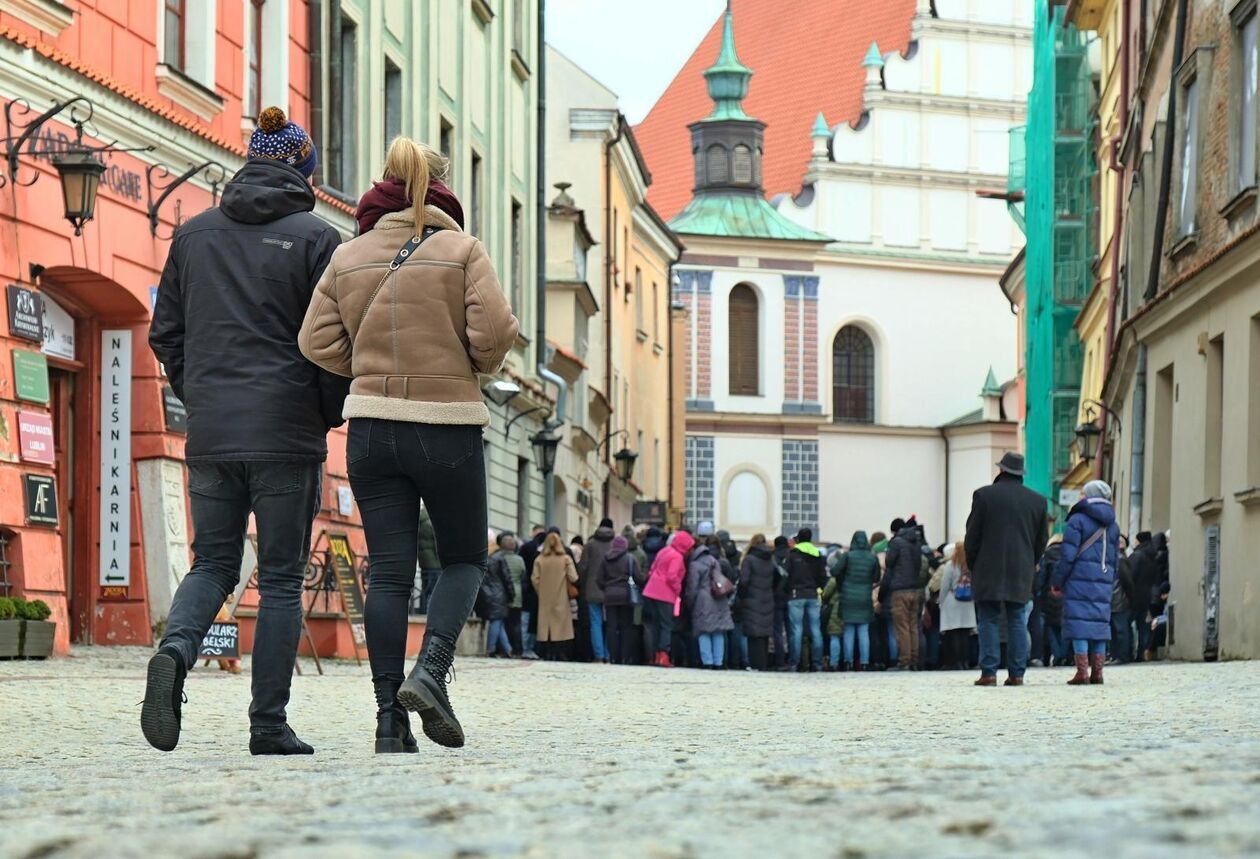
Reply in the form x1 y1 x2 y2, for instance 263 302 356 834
997 452 1026 476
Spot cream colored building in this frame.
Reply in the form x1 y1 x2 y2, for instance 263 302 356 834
308 0 550 535
544 46 684 536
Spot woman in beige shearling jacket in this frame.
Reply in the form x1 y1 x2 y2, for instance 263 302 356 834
299 136 518 755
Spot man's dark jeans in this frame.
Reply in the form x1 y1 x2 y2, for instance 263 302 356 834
162 460 321 730
976 600 1029 679
347 419 487 686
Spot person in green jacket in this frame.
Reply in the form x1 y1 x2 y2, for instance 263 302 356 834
831 531 880 670
821 574 846 671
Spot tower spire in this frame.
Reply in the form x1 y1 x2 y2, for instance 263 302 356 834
703 1 753 121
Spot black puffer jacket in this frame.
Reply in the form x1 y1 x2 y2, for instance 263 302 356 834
883 526 925 592
737 545 778 638
596 547 645 608
150 160 348 462
785 544 826 600
477 556 515 620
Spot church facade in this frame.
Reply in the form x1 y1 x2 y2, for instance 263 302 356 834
664 1 1029 544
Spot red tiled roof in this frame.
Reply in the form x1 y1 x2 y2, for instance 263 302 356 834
635 0 917 221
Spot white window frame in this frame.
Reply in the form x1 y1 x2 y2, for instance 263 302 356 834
156 0 223 119
1171 46 1214 252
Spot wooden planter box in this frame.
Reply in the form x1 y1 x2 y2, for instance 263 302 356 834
0 620 21 659
20 621 55 659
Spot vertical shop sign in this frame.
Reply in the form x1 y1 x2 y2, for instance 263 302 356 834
100 330 132 594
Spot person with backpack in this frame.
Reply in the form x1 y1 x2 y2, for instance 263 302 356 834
597 535 644 665
1052 480 1120 686
685 536 735 668
937 541 976 670
144 107 347 756
299 135 518 751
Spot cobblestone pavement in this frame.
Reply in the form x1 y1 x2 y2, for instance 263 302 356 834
2 649 1259 859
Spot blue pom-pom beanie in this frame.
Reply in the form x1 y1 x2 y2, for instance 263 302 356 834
248 106 318 178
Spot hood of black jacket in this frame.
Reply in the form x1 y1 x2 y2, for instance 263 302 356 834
220 160 317 225
748 545 773 561
590 526 615 544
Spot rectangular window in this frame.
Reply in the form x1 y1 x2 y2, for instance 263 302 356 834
511 200 523 313
654 438 661 497
574 236 587 282
384 59 402 145
513 0 525 56
652 282 660 342
164 0 185 70
470 152 483 237
637 429 645 486
1205 336 1224 500
326 14 358 193
516 458 530 538
439 119 454 184
246 0 263 119
1151 364 1175 531
634 267 643 330
1177 78 1199 235
1250 315 1260 487
1240 11 1258 190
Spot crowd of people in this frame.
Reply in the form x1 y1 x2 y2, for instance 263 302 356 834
472 465 1173 683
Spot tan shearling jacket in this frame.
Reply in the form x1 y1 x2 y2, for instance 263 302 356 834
299 205 519 426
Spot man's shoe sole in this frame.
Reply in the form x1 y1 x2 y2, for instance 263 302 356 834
141 652 180 752
397 675 464 749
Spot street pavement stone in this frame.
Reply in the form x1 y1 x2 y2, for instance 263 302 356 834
2 648 1259 858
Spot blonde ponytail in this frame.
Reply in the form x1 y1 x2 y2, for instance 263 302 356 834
383 136 448 236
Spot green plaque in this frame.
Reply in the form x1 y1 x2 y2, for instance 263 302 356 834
13 350 49 404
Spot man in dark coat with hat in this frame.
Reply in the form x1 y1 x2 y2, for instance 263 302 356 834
964 452 1049 687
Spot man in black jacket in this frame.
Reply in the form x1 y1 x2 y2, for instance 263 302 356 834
964 452 1048 687
1128 531 1160 656
785 528 827 672
142 108 347 756
882 518 925 669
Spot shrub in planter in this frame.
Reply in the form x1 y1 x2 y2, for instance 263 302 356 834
15 598 55 659
0 597 21 659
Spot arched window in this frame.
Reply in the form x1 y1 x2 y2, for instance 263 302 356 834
732 144 753 183
706 144 729 184
726 471 769 528
832 325 875 422
728 284 760 395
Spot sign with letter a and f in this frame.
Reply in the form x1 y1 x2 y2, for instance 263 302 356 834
100 330 132 596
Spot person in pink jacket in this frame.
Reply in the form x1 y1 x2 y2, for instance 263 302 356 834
642 530 695 668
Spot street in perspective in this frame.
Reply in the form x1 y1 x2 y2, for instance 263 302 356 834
1 0 1259 856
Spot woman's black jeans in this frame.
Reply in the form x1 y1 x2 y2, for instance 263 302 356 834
348 418 488 685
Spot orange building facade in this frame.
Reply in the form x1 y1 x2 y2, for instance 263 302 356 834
0 2 367 657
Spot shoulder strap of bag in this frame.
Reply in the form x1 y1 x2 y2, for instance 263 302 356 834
356 227 444 339
1080 527 1106 557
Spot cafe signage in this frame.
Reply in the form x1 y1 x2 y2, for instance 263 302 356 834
161 385 187 433
24 474 58 526
99 330 132 590
13 350 49 403
6 284 43 342
327 532 366 648
18 411 54 465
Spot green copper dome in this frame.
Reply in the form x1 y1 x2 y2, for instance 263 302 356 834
669 193 830 242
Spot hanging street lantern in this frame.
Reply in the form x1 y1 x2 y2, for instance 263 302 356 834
530 430 560 475
53 149 106 236
1073 407 1102 465
613 446 638 483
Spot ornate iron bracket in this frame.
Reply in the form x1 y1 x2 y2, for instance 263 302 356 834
504 405 551 440
146 160 229 238
1 96 152 187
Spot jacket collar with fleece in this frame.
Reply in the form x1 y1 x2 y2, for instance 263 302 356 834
375 204 464 234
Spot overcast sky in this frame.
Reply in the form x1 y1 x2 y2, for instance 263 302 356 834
545 0 726 124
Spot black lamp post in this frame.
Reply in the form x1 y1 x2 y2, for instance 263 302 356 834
530 430 560 475
53 149 106 236
613 446 638 483
1074 407 1103 465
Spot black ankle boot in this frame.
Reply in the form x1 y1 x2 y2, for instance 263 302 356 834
398 634 464 748
249 724 314 755
141 646 187 752
374 679 418 754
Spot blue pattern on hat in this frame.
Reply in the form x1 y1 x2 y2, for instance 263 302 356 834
248 107 318 178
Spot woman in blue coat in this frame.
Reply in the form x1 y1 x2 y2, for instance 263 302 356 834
1052 480 1120 685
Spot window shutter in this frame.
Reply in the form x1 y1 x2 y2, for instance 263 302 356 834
733 145 753 183
707 145 729 184
729 285 759 395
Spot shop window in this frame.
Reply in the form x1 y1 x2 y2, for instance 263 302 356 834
833 325 875 423
728 284 760 396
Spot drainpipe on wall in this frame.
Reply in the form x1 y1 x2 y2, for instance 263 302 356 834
1099 0 1132 479
601 116 626 520
939 427 951 540
535 0 567 527
1130 0 1189 533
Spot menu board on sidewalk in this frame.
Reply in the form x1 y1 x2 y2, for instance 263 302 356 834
198 622 240 658
327 532 365 647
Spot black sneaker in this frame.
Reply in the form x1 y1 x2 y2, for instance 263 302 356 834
398 635 464 749
141 646 186 752
249 724 314 755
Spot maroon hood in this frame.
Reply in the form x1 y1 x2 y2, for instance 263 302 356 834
355 177 465 234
